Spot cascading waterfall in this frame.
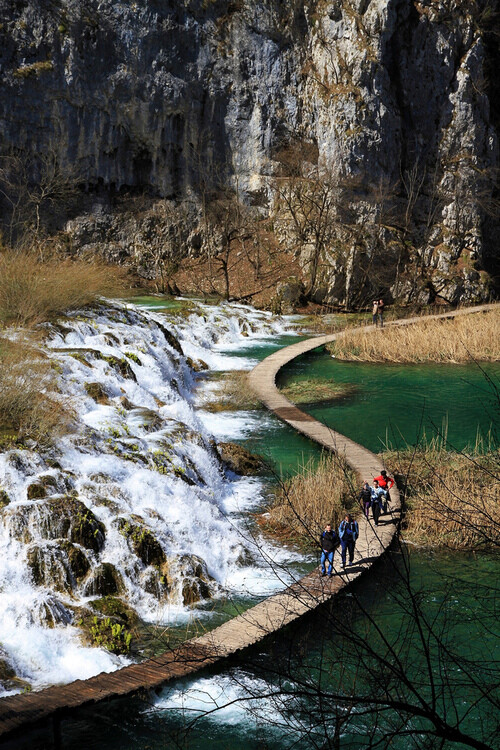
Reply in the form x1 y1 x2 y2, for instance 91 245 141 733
0 299 298 695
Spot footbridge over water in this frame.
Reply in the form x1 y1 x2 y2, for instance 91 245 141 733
0 303 496 745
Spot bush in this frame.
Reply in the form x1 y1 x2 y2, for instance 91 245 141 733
0 250 128 327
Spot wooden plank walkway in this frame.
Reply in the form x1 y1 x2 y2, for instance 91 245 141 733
0 302 496 743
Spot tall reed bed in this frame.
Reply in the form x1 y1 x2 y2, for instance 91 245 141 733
382 438 500 549
329 308 499 363
0 250 128 327
263 453 357 546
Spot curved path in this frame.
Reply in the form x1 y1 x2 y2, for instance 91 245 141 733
0 303 496 744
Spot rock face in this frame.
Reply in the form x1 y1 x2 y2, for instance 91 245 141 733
0 0 497 303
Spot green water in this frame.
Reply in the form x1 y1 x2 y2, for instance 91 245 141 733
277 350 500 453
54 549 498 750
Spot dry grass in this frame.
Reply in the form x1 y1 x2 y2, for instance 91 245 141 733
200 371 262 412
329 308 500 363
382 441 500 549
262 453 357 546
0 337 72 446
0 250 129 327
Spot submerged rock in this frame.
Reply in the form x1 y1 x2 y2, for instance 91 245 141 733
217 442 264 475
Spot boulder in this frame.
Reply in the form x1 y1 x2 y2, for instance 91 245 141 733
217 442 264 475
82 563 124 597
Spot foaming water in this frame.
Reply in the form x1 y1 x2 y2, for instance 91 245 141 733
0 300 300 694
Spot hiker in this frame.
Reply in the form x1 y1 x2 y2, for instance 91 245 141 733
320 523 337 577
378 298 385 327
371 480 387 526
339 514 359 567
359 481 372 520
372 299 379 326
373 469 394 513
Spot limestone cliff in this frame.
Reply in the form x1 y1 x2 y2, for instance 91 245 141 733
0 0 497 305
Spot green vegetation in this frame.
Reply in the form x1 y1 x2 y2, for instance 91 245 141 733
89 616 132 655
279 378 357 405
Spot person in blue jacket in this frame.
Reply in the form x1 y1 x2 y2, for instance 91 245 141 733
320 523 337 577
371 480 387 526
338 514 359 567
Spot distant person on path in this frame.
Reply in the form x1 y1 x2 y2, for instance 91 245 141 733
371 480 387 526
372 299 379 326
339 514 359 567
359 481 372 520
320 523 337 577
373 469 394 513
378 298 385 327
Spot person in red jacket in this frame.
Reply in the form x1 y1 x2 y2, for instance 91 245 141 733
373 469 394 513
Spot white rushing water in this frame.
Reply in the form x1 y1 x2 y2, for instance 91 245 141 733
0 299 300 695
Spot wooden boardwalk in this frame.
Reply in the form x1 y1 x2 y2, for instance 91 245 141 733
0 303 495 743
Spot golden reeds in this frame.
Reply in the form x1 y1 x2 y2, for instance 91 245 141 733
263 453 357 545
0 338 72 445
0 250 128 327
382 442 500 549
329 308 499 363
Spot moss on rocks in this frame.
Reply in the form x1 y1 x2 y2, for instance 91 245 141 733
89 596 139 626
217 442 264 475
117 517 166 567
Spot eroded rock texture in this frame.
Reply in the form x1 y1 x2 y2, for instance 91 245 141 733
0 0 497 304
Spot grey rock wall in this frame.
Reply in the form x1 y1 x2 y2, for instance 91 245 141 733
0 0 497 304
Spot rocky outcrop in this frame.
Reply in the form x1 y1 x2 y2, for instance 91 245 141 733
0 0 497 304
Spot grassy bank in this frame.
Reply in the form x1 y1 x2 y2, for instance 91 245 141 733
0 250 129 445
261 453 357 547
0 250 128 327
0 338 72 446
328 307 499 363
382 441 499 549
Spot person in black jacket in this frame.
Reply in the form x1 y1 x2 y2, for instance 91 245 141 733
359 481 372 519
320 523 337 577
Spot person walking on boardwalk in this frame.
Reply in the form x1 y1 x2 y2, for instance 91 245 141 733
339 514 359 567
372 299 379 326
373 469 394 513
359 481 372 520
371 479 387 526
320 523 337 577
378 298 385 327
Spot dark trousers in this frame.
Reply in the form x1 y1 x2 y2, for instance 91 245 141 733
372 502 382 525
340 539 355 566
363 500 371 519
